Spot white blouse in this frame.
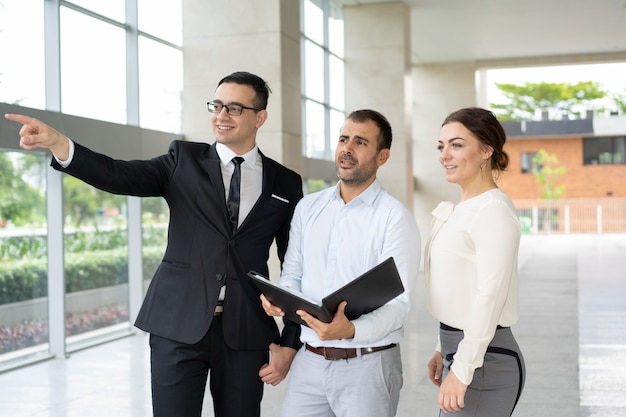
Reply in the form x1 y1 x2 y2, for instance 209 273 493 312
426 188 521 385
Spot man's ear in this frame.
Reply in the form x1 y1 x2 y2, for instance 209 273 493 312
255 109 269 129
377 148 390 166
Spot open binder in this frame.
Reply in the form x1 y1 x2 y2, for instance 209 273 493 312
248 257 404 326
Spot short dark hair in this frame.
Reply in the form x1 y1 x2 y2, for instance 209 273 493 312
217 71 272 110
346 109 393 151
442 107 510 172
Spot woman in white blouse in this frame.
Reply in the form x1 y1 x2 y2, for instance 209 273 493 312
425 107 525 416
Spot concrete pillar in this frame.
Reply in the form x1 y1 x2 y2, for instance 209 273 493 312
411 62 478 259
181 0 303 174
344 3 413 209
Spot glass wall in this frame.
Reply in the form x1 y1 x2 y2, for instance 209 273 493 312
0 0 46 108
301 0 345 161
0 0 181 369
0 151 48 362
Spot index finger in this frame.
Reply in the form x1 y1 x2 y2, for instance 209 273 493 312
4 113 37 125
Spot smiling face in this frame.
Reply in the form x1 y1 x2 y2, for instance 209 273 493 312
335 118 390 196
211 82 268 155
438 121 494 189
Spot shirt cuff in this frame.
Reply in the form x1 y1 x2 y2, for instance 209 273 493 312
53 137 75 168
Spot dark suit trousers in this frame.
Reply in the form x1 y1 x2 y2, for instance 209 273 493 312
149 316 269 417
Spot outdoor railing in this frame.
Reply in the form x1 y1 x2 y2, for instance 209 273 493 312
514 198 626 234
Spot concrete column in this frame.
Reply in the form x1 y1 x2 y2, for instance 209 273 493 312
181 0 303 174
411 62 477 258
344 3 413 209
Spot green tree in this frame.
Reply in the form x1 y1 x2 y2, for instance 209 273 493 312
0 153 46 227
532 149 566 232
491 81 607 120
611 88 626 114
63 177 126 228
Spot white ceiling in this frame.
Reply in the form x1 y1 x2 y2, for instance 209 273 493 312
338 0 626 66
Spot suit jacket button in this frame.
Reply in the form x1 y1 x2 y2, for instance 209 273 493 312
228 239 236 246
216 274 224 282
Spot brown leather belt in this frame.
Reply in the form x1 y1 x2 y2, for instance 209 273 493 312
305 343 396 360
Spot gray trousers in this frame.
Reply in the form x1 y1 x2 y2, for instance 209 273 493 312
440 326 525 417
281 344 403 417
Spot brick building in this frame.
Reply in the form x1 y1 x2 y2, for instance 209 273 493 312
498 115 626 233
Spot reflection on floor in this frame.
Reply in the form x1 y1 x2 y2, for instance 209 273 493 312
0 234 624 417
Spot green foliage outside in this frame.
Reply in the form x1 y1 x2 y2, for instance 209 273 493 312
532 149 566 232
490 81 607 121
532 149 566 200
611 88 626 114
0 153 46 227
0 152 169 306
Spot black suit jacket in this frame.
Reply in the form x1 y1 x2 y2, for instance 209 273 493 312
53 140 303 349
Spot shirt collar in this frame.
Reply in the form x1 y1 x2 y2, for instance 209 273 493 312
215 142 259 168
332 179 382 206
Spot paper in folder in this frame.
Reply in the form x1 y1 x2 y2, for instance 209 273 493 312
248 257 404 327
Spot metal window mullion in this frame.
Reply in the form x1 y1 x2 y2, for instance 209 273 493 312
44 0 61 112
46 167 66 359
322 0 332 161
126 0 140 126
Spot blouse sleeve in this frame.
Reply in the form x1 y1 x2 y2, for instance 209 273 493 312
450 199 521 385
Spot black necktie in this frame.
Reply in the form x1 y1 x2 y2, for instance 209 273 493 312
227 157 244 232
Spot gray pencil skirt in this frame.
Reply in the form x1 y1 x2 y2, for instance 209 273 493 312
439 324 526 417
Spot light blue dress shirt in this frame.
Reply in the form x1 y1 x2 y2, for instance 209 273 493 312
279 179 421 348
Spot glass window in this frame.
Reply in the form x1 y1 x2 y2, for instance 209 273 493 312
520 152 537 173
583 137 626 165
329 54 344 110
138 0 183 45
304 40 325 103
0 0 45 109
305 100 326 159
60 7 127 124
0 150 48 362
301 0 345 164
328 2 344 57
303 0 324 45
139 37 183 132
63 178 130 346
64 0 125 22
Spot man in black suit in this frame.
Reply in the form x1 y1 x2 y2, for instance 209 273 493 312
5 71 303 417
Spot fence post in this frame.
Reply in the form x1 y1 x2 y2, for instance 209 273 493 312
597 204 603 234
532 206 539 234
565 205 570 234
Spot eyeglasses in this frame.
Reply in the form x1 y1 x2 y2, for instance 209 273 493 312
207 101 263 116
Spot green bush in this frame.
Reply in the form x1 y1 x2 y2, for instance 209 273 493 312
0 246 164 305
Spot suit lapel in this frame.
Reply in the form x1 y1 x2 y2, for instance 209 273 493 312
204 144 231 232
237 151 275 231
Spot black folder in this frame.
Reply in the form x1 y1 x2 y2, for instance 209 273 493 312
248 257 404 327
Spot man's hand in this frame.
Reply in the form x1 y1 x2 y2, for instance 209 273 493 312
4 114 71 160
260 294 285 317
258 343 297 386
297 301 355 340
427 351 443 387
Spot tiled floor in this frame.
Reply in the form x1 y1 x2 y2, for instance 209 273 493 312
0 234 625 416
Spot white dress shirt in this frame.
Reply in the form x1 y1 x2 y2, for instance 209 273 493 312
215 143 262 227
426 188 521 385
279 179 421 348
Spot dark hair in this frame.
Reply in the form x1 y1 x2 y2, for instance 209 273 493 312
442 107 510 172
346 109 393 151
217 71 272 110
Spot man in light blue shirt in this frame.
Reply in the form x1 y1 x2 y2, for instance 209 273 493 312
262 109 421 417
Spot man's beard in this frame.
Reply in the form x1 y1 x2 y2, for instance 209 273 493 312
336 153 377 186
